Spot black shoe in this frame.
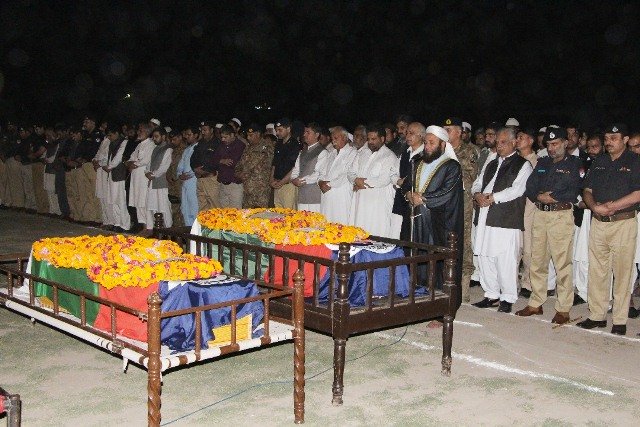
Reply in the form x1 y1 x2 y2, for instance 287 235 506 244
519 288 531 298
573 294 586 306
547 289 556 297
470 280 481 288
497 301 512 313
576 318 607 329
611 325 627 335
472 297 500 308
629 306 640 319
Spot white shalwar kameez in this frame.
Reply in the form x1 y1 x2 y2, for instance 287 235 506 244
319 144 357 224
348 144 397 238
106 140 131 230
128 138 155 224
144 148 173 230
290 143 330 213
472 153 532 303
93 137 111 223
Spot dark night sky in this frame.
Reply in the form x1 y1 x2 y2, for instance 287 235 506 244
1 0 639 130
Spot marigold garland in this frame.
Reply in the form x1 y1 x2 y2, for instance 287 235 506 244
32 235 223 290
197 208 369 245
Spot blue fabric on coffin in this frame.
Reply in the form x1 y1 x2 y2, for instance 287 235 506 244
158 277 264 351
317 247 424 306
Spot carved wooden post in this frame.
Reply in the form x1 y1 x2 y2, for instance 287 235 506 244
331 242 351 406
292 270 305 424
147 292 163 427
441 232 458 377
152 213 165 238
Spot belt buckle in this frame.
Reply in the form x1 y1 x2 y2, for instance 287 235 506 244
543 204 551 211
601 215 612 222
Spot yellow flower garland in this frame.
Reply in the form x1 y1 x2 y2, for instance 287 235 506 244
197 208 369 245
32 235 223 290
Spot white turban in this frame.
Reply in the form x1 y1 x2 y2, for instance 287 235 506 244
426 125 458 162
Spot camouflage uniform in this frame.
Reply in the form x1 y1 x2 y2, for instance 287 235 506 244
235 138 275 208
167 144 185 227
455 142 479 302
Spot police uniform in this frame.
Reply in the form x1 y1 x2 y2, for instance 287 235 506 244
518 128 582 321
578 125 640 333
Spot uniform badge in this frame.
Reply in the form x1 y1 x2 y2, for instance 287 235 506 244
549 132 555 139
579 167 585 178
612 126 618 132
445 119 451 125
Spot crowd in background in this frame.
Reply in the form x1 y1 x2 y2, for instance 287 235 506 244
1 113 639 335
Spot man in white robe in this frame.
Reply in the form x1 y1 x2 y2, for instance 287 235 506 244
143 128 173 233
126 123 154 227
92 135 111 226
348 124 397 238
471 127 533 313
103 128 131 231
319 126 357 224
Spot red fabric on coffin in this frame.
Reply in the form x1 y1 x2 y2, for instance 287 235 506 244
93 283 159 342
266 244 332 297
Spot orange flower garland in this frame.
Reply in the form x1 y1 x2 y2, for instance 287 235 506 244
32 235 223 290
197 208 369 245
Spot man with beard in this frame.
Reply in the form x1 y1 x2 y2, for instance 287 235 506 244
406 124 464 288
471 128 532 313
142 128 173 234
102 127 130 231
126 123 155 229
516 128 582 324
348 124 397 238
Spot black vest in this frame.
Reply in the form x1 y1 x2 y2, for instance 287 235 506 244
474 153 528 230
108 138 128 182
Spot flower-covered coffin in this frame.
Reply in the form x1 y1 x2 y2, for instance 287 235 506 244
31 235 223 341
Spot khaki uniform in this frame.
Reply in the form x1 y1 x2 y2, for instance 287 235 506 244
520 152 538 291
235 138 275 208
583 149 640 326
455 142 479 302
197 176 220 212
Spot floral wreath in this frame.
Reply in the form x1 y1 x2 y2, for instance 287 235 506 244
197 208 369 246
33 235 223 290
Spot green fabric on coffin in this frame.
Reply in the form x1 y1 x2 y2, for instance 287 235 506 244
32 259 100 325
200 228 273 279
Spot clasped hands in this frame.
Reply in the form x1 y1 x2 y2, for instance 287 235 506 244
592 201 616 216
473 192 495 208
353 177 371 192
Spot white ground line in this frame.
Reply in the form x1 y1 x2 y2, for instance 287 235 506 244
453 320 483 328
463 304 640 343
374 331 616 397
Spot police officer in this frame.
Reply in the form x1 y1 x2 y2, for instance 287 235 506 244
516 127 582 324
577 123 640 336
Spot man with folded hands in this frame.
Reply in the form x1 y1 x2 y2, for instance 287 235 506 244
576 123 640 336
515 127 582 324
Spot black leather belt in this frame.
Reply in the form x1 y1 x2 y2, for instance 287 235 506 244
592 211 636 222
535 201 573 211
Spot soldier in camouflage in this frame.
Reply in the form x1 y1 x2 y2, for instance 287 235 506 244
235 124 275 208
443 117 479 302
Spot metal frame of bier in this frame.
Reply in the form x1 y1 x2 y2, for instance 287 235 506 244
152 212 461 406
0 252 306 426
